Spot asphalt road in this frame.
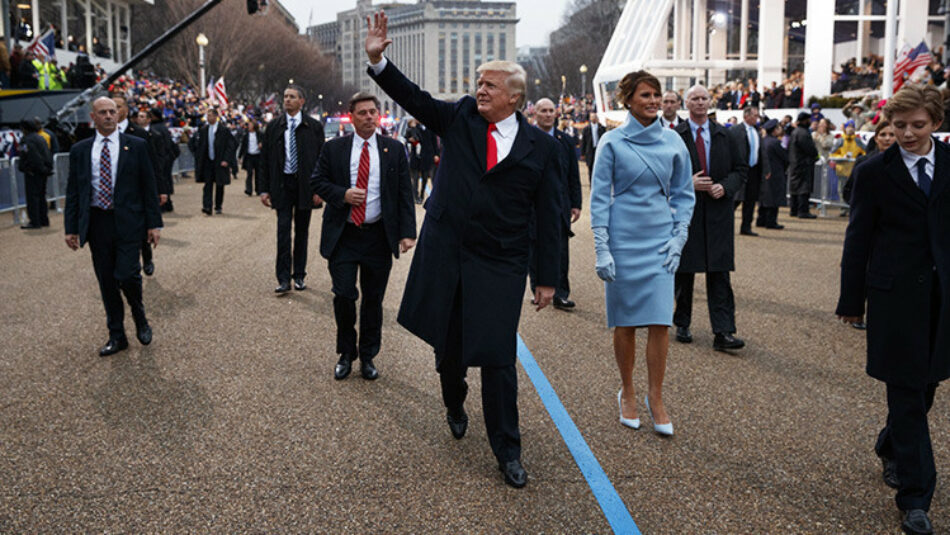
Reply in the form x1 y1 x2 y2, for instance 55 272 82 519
0 169 939 533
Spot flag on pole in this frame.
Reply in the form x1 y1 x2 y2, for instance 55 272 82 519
262 92 277 111
27 28 56 61
213 77 229 108
894 41 932 91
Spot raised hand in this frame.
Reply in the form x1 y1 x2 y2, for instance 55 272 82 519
365 11 393 63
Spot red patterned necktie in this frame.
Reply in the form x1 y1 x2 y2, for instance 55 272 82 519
351 140 370 226
486 123 498 171
695 126 709 176
98 138 113 209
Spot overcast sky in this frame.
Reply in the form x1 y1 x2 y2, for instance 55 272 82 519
279 0 572 48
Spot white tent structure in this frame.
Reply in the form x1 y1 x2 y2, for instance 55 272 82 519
592 0 940 121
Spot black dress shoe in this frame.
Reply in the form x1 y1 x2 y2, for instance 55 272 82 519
275 281 291 294
553 297 576 310
798 212 817 219
498 459 527 488
215 208 222 214
143 261 155 276
446 408 469 439
675 326 692 344
902 509 933 535
245 190 252 196
851 321 867 330
739 228 759 236
881 457 900 489
334 354 354 380
293 278 306 291
713 333 745 351
99 338 129 357
765 224 785 230
360 359 379 380
135 323 152 345
20 224 41 229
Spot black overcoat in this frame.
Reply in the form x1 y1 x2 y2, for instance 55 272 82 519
368 60 562 368
788 125 818 196
674 120 748 273
553 128 582 230
310 133 417 259
261 113 325 210
759 136 788 207
836 142 950 388
194 122 237 186
64 134 162 280
729 122 770 202
149 121 176 195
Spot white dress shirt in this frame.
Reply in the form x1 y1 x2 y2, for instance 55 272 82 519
284 112 301 173
369 55 520 162
118 118 129 133
744 122 759 167
90 129 120 208
659 116 680 129
350 133 382 224
247 131 260 155
899 140 935 187
589 121 601 147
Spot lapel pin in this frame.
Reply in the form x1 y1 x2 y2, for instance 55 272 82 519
384 147 389 153
123 146 129 151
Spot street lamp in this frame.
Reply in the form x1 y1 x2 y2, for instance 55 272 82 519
196 33 209 98
579 64 588 98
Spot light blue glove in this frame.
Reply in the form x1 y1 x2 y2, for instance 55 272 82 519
592 226 615 282
658 221 690 274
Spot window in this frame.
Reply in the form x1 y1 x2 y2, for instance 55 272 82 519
487 33 494 62
499 33 506 60
451 32 459 93
439 33 446 93
463 34 471 92
474 33 482 64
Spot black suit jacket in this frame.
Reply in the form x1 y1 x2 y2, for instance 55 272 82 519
310 133 416 259
261 113 325 210
836 142 950 388
64 133 162 278
368 59 562 368
194 122 237 185
406 124 439 171
551 128 582 228
675 120 748 272
581 123 602 169
728 122 770 200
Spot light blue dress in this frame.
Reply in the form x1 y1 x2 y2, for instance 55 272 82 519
590 115 695 328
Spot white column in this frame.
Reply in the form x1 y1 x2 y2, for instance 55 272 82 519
692 0 706 62
898 0 928 47
882 0 898 97
106 0 114 61
757 0 784 88
855 0 867 66
739 0 749 61
124 5 131 61
84 0 92 54
31 0 40 35
60 0 68 47
803 0 835 103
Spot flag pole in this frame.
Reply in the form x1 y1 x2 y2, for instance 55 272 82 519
882 0 898 98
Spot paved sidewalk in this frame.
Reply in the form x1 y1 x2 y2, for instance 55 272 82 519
0 173 941 533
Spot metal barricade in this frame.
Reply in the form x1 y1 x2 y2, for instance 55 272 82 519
0 158 20 224
172 145 195 179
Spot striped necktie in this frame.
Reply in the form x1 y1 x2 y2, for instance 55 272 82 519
351 141 370 226
97 139 113 209
287 117 298 174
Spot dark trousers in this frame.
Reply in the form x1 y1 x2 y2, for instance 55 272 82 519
275 199 312 283
790 193 811 216
528 224 570 300
739 166 762 231
674 271 736 334
876 382 939 512
244 154 262 194
88 208 146 340
202 181 225 211
413 164 433 201
24 173 49 226
757 206 779 227
140 240 152 266
437 284 521 463
328 222 393 361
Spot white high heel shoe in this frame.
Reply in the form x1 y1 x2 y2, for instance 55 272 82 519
617 389 640 430
645 395 674 436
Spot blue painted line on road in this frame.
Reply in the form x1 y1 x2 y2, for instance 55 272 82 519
516 334 641 535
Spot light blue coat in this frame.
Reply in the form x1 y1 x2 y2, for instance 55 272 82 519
590 114 695 327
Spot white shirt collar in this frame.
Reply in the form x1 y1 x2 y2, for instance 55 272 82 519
542 126 556 136
492 112 518 139
117 119 129 132
899 139 936 170
355 132 377 149
94 128 120 146
688 118 709 132
286 112 301 125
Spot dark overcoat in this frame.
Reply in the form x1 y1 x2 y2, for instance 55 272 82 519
368 60 562 368
261 113 325 210
194 122 237 186
149 121 176 196
788 125 818 196
310 133 417 259
64 134 163 280
759 136 788 207
729 122 770 203
836 142 950 388
674 120 748 273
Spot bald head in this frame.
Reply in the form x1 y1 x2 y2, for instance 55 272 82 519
535 98 558 132
685 85 710 123
90 96 119 136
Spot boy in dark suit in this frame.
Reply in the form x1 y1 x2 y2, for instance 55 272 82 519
837 84 950 535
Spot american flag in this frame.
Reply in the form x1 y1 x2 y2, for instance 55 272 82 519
27 28 56 61
213 77 228 108
262 92 277 111
894 41 932 91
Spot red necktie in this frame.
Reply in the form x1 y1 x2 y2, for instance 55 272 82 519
669 121 675 130
351 140 370 226
486 123 498 171
695 126 709 176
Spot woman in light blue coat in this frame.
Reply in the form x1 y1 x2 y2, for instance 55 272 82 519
590 71 695 436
